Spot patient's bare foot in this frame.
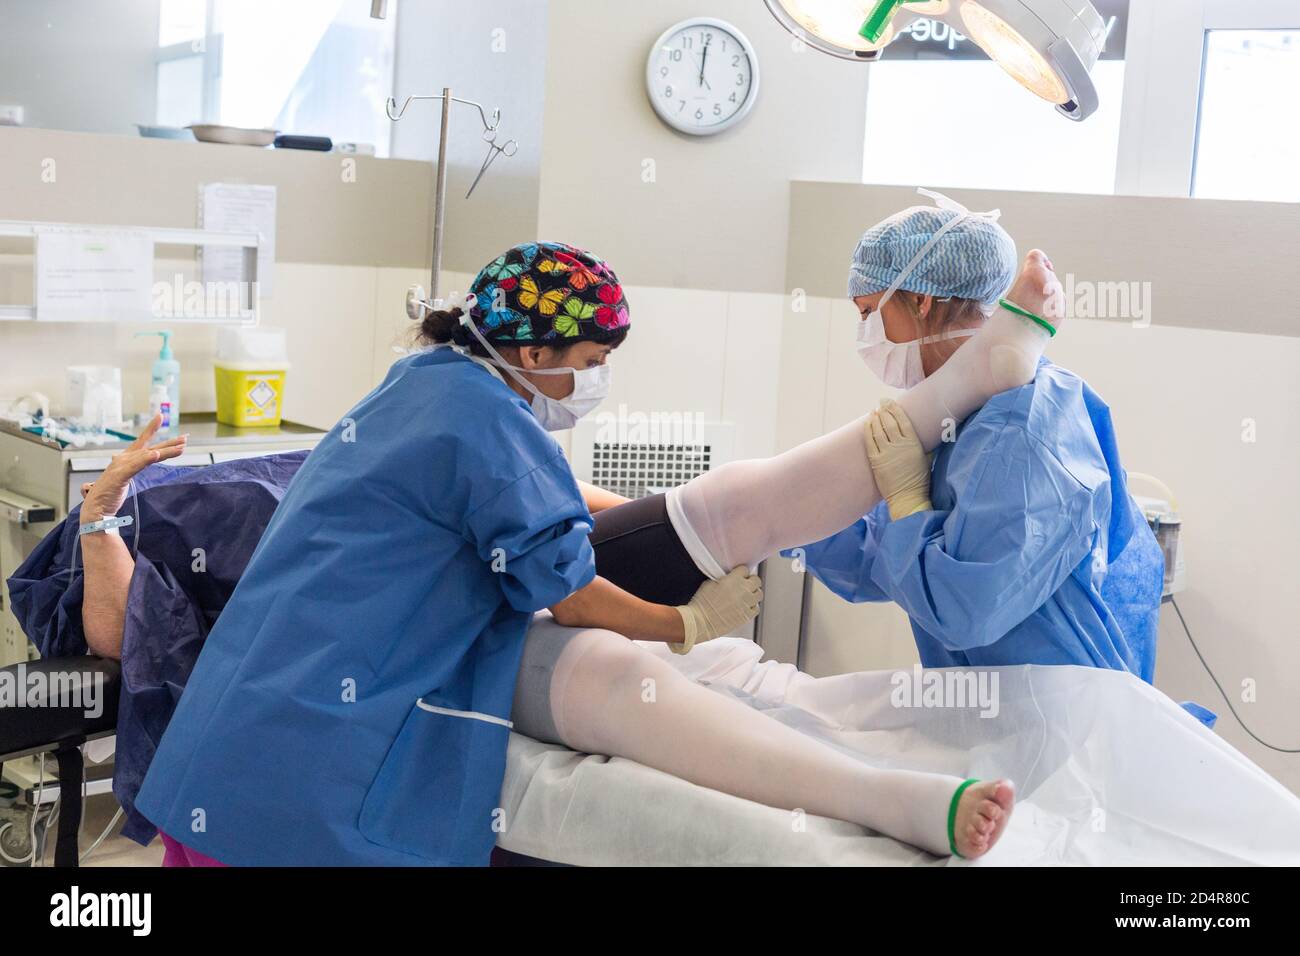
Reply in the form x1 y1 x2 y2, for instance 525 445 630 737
953 779 1016 859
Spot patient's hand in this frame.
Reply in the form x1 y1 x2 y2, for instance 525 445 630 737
80 414 188 523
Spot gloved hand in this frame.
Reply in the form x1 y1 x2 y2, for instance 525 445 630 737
865 399 933 521
672 566 763 655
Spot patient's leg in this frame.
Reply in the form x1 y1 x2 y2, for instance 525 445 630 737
513 618 1014 858
670 251 1062 575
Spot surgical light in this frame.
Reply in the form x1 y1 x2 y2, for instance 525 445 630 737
762 0 1107 121
764 0 904 57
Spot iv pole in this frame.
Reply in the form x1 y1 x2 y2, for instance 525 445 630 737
429 89 451 302
385 88 517 311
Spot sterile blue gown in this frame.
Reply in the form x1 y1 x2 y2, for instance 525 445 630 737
133 348 596 865
791 360 1166 680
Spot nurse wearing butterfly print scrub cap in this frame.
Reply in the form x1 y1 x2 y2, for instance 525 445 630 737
464 242 631 430
135 240 764 865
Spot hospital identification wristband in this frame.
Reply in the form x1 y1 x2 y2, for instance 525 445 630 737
999 298 1056 338
79 515 134 537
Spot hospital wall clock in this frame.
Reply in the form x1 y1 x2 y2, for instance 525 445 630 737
646 18 761 135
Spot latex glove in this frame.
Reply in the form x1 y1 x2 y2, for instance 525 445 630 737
865 399 932 521
672 566 763 655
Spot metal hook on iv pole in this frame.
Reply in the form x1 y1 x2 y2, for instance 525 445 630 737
384 87 515 303
385 93 502 134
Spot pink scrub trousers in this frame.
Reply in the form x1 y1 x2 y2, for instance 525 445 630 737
160 832 227 867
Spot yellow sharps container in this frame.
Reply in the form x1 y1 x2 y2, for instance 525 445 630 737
214 326 290 427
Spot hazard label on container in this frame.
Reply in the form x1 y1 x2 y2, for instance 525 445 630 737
249 379 275 409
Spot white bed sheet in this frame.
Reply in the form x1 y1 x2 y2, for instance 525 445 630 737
496 638 1300 866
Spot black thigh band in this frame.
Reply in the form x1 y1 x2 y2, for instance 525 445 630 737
590 493 706 608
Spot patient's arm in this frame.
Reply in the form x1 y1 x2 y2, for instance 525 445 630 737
78 415 189 659
550 576 684 643
79 524 134 660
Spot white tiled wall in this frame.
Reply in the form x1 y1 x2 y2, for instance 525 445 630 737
717 293 784 461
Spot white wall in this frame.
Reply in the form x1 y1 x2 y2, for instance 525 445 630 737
390 0 550 273
536 0 870 294
1 258 414 433
0 125 437 432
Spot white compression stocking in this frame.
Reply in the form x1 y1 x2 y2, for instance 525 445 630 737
670 305 1054 575
547 625 966 855
895 303 1051 450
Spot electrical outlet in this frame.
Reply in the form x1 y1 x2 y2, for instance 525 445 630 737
0 106 24 126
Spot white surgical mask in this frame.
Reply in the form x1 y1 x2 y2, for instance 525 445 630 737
854 188 996 389
458 304 610 431
855 303 978 390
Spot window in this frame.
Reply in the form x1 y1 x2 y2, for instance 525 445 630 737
861 58 1126 195
155 56 208 130
155 0 397 155
155 0 215 130
1112 0 1300 198
1193 30 1300 202
158 0 208 47
861 7 1128 195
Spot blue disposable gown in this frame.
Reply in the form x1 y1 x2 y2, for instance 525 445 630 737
792 361 1166 680
6 452 307 845
133 349 596 865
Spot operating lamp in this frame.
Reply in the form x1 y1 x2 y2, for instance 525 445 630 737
762 0 1107 121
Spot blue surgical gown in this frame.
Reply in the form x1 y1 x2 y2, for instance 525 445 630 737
791 360 1165 680
133 348 596 865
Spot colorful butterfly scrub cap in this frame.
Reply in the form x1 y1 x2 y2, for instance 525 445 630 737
461 241 631 347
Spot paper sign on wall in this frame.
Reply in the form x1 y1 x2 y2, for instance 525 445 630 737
34 228 155 322
200 183 277 298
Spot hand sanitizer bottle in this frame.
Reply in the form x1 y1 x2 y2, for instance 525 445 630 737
135 331 181 431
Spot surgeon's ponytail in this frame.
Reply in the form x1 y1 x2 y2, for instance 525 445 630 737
413 306 491 357
417 306 462 345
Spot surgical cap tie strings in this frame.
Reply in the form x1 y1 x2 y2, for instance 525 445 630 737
70 477 141 577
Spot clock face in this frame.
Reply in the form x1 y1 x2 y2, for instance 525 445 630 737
646 19 760 135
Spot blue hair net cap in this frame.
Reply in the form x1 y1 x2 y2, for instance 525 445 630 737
847 202 1018 306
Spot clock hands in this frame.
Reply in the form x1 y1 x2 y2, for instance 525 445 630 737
697 44 711 90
